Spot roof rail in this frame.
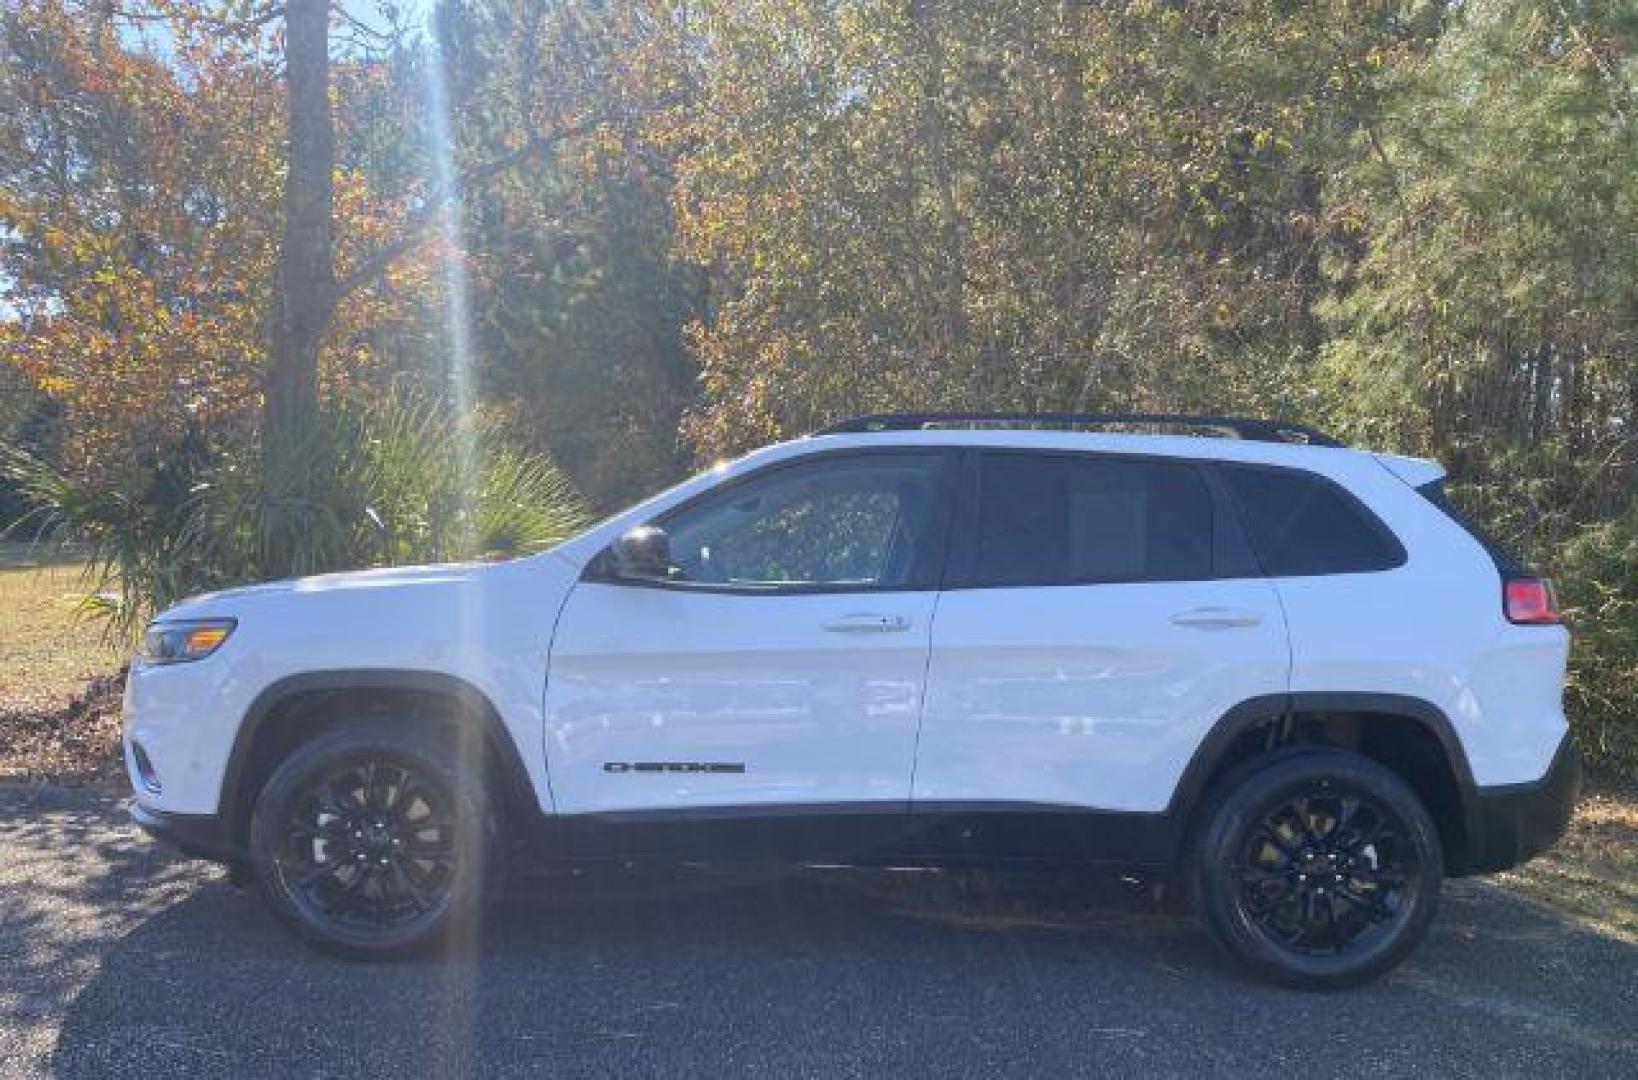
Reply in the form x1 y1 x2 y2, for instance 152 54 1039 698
814 412 1344 447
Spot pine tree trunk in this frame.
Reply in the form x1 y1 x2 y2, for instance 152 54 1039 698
263 0 335 492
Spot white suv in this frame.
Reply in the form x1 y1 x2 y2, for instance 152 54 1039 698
123 413 1580 987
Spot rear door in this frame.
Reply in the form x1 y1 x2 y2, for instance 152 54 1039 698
914 449 1290 827
545 448 957 818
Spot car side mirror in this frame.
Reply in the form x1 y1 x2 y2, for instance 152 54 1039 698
611 525 672 581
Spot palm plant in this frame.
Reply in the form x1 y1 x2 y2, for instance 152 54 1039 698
2 395 592 637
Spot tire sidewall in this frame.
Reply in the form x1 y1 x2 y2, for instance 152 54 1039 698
248 721 494 960
1190 750 1444 990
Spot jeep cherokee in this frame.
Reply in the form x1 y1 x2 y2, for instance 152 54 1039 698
123 413 1580 987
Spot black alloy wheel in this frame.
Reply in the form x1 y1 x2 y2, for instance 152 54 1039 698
1233 787 1419 957
1189 748 1443 989
277 760 458 935
249 720 495 959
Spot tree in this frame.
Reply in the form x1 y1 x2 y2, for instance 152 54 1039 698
435 0 702 508
0 1 443 489
663 0 1422 456
1320 0 1638 553
1 1 282 489
263 0 336 477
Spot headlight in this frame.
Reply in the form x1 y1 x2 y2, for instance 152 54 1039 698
139 618 237 664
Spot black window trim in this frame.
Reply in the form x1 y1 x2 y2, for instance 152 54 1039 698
1215 460 1408 578
582 446 963 596
944 447 1248 591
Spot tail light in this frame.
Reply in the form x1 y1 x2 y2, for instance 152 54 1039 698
1504 577 1561 625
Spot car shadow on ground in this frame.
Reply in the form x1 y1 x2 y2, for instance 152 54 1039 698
4 787 1637 1079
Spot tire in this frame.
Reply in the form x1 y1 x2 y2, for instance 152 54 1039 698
248 718 496 960
1187 748 1443 990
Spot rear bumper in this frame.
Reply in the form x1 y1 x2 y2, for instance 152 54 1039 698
1458 733 1582 875
130 801 241 865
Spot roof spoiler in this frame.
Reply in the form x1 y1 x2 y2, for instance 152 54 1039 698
1372 453 1445 489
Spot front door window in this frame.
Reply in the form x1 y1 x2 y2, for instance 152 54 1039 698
660 453 948 589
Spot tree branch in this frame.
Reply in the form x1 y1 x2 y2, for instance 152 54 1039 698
330 116 608 305
107 2 287 36
329 2 394 43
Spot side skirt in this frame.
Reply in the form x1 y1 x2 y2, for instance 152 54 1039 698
526 802 1182 871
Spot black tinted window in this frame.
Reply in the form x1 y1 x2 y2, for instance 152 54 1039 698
973 454 1213 586
1224 466 1403 575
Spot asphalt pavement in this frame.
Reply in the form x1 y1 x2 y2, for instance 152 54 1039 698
2 784 1634 1079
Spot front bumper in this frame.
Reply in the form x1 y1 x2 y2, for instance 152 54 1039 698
129 801 240 865
1459 733 1582 875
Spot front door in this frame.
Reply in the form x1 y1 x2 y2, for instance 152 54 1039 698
544 449 957 821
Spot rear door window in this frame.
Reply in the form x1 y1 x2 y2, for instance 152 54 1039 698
1222 465 1405 576
970 453 1214 586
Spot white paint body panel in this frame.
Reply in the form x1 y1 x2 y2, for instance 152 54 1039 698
123 427 1572 826
916 578 1289 812
123 557 579 816
1267 452 1571 787
543 583 935 811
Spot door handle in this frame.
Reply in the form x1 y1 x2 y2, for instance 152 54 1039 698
822 613 912 634
1170 607 1263 630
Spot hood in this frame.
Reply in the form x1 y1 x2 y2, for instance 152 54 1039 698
154 561 495 620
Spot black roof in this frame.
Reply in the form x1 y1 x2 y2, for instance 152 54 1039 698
814 412 1344 447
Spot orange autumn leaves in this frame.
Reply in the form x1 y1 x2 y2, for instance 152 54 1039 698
1 1 438 489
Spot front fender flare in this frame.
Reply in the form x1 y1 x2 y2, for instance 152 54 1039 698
219 669 539 828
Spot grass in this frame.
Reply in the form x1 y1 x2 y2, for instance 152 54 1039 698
0 543 122 706
0 542 126 783
1496 782 1638 943
0 538 1634 935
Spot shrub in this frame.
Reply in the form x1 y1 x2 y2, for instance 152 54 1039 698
3 396 592 636
1554 510 1638 779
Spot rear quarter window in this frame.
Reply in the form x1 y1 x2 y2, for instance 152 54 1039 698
1222 465 1405 576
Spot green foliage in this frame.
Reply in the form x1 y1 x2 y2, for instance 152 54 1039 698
3 396 591 635
1555 510 1638 774
667 0 1423 454
429 0 701 509
2 442 204 631
1319 0 1638 513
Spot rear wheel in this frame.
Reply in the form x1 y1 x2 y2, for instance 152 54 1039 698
1188 749 1443 989
248 719 495 959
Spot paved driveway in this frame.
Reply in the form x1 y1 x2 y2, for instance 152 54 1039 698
2 785 1635 1078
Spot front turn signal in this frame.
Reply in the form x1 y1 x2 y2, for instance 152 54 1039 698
139 618 238 664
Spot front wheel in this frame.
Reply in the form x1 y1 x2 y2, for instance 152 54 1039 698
248 720 495 959
1188 749 1443 989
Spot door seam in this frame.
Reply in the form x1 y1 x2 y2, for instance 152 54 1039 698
905 589 943 812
